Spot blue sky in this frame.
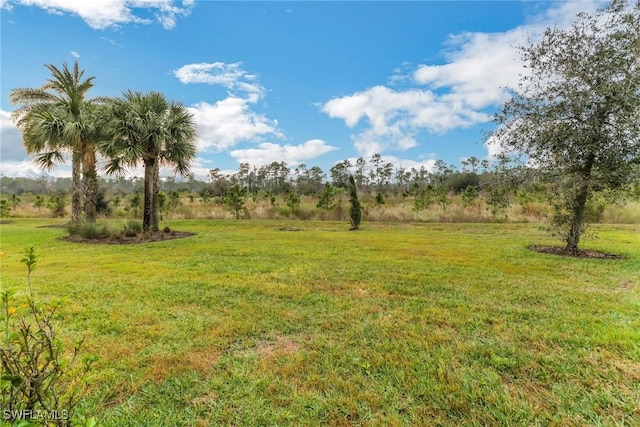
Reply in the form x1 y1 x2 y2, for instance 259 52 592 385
0 0 605 179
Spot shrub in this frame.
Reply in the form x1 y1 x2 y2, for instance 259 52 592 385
68 221 110 240
126 219 142 233
316 183 337 209
47 194 67 218
348 175 362 230
223 184 247 220
0 247 96 426
0 200 10 217
123 219 142 237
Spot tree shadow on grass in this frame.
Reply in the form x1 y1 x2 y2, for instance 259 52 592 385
61 230 196 245
529 245 624 260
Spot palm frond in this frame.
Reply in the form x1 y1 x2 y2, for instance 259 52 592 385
102 156 128 177
33 150 66 171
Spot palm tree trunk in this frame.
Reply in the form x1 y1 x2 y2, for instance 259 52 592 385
143 158 156 233
83 146 98 223
152 160 160 232
71 148 83 223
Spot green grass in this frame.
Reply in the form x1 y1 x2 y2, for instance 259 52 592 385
1 219 639 426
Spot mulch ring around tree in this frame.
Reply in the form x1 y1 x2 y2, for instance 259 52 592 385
38 223 67 228
278 226 304 231
61 229 196 245
529 245 624 260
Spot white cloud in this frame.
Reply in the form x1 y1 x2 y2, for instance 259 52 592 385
379 155 438 173
2 0 194 30
188 98 282 152
322 85 488 157
230 139 338 167
0 161 73 178
412 1 604 111
483 133 508 159
174 62 264 101
0 110 28 162
321 1 606 159
176 62 284 152
414 30 525 110
0 109 75 177
70 50 80 58
181 157 215 181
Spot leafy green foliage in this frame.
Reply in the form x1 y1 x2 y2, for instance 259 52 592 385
0 200 10 218
491 0 640 251
316 183 338 210
129 190 142 218
348 175 362 230
435 185 451 211
32 195 46 211
101 90 197 232
123 219 142 237
462 185 479 208
67 221 110 240
224 184 247 220
9 61 107 224
8 194 21 210
412 185 434 216
47 194 66 218
0 247 96 426
284 185 301 213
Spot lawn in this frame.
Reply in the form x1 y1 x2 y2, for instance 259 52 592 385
0 219 639 426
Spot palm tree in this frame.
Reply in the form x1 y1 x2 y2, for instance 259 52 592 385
10 62 106 223
102 90 197 232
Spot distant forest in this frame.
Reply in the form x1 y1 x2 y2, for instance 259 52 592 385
2 154 640 203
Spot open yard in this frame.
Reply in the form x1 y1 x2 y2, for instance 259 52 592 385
0 219 639 426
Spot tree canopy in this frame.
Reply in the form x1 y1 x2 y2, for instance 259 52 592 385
102 90 197 232
491 0 640 252
10 62 107 222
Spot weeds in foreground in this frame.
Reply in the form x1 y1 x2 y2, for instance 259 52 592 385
0 247 96 426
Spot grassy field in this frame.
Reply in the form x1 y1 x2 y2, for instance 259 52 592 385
0 218 639 426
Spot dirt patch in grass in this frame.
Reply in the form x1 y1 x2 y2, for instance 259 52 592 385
616 281 636 291
256 336 301 358
146 348 222 382
530 245 624 259
61 230 196 245
278 226 304 231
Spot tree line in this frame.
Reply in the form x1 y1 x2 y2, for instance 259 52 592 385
5 0 640 252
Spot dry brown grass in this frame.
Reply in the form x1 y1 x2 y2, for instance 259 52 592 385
2 193 638 224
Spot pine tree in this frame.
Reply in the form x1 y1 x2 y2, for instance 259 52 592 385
348 175 362 230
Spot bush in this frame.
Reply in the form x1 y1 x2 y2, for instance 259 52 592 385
0 247 96 426
67 221 110 240
123 219 142 237
0 199 10 217
48 194 67 218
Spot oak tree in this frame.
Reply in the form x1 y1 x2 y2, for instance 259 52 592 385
491 0 640 252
